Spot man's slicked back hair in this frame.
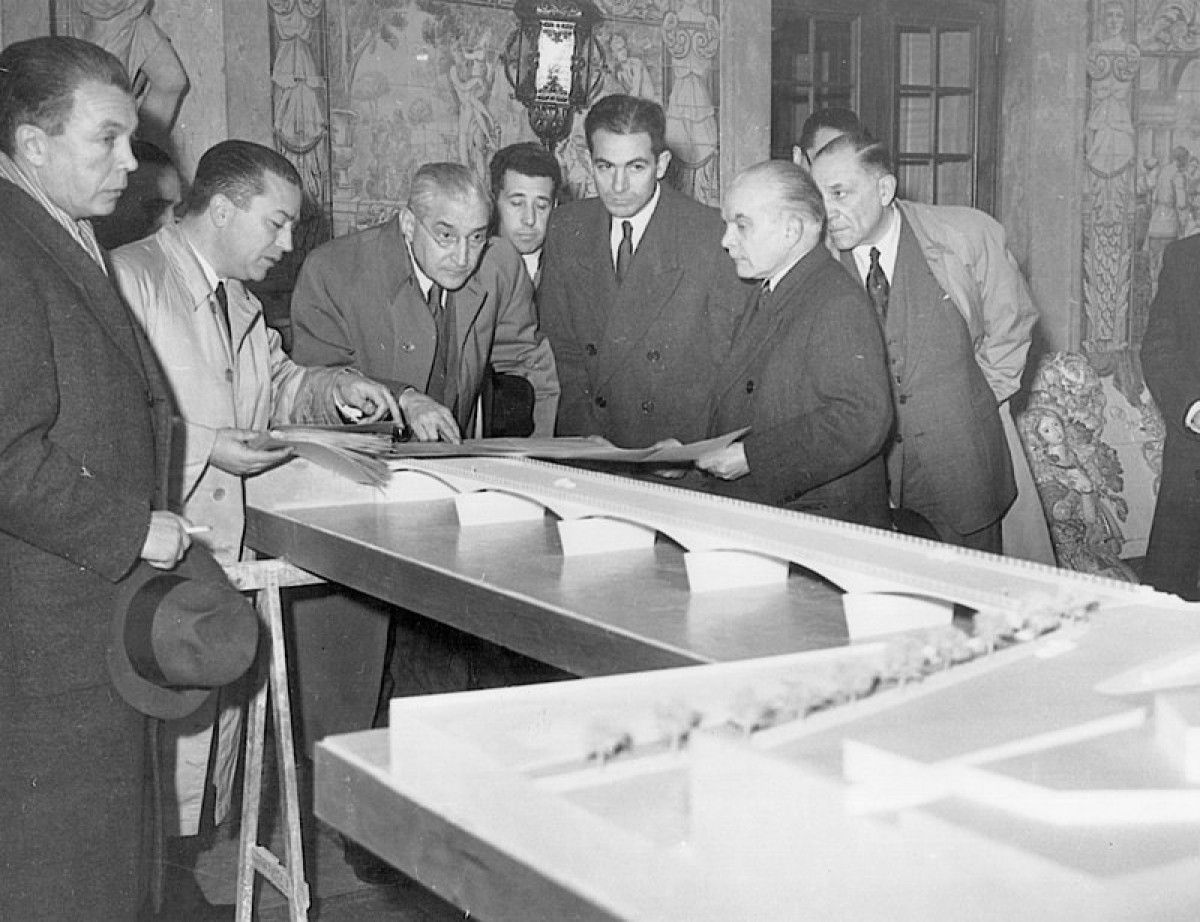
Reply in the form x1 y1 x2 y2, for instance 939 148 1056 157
736 159 826 227
408 161 491 220
0 36 131 156
817 129 895 178
584 93 668 157
182 139 302 216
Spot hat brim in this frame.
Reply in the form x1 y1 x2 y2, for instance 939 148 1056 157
107 543 234 720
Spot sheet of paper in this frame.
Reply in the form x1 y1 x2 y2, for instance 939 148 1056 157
385 427 750 464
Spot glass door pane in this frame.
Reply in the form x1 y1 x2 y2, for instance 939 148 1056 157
771 6 859 159
895 23 977 205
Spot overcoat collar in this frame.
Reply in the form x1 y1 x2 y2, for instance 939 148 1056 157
1 179 148 381
718 245 833 388
154 222 263 356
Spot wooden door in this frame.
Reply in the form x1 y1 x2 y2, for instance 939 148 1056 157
772 0 1000 213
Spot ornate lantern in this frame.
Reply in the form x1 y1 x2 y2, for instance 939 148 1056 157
502 0 605 150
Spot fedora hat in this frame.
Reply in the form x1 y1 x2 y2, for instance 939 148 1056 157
107 542 260 720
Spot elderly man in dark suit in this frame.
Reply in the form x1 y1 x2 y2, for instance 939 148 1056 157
539 93 749 447
1141 235 1200 599
695 160 892 526
811 131 1040 554
0 36 192 920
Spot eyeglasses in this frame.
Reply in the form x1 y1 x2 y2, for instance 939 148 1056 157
413 214 489 252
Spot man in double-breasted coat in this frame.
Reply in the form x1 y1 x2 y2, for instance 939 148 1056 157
539 93 749 448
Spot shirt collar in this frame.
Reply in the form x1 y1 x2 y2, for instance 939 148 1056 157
851 203 900 284
405 235 436 301
610 181 661 255
764 251 805 292
185 238 222 294
521 250 541 282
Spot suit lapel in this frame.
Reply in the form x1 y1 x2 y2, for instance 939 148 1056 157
568 201 619 342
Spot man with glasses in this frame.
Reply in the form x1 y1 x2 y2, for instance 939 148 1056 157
292 160 558 442
286 162 562 886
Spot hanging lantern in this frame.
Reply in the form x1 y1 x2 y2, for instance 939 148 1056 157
502 0 605 150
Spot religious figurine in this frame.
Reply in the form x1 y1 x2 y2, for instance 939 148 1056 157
64 0 188 148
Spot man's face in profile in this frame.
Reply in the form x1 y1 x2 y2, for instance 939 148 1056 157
32 79 138 220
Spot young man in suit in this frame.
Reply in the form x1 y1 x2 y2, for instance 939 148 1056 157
696 160 893 526
0 36 193 920
539 93 749 447
490 140 561 286
810 131 1040 554
482 142 562 436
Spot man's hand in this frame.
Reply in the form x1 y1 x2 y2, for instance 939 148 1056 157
210 428 294 476
334 371 402 423
400 389 461 443
140 510 192 569
646 438 688 479
696 443 749 480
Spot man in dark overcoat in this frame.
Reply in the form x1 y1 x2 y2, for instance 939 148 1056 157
0 36 191 920
695 160 892 526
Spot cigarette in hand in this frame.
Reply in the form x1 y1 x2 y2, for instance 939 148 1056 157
184 524 213 535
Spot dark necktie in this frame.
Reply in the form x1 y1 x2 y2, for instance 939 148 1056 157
615 220 633 282
214 281 231 339
866 246 889 320
426 283 458 415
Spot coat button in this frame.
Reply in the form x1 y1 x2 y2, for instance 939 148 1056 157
897 394 908 404
595 395 607 408
213 487 226 500
745 380 755 394
894 435 904 444
646 349 660 362
224 368 234 382
641 399 654 413
402 342 416 353
585 343 597 356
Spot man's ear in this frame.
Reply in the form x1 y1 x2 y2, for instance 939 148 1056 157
13 123 48 167
654 149 672 180
209 193 235 228
878 172 898 207
399 206 416 243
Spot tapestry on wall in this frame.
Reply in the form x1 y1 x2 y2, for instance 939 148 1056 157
270 0 720 242
1049 0 1200 568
